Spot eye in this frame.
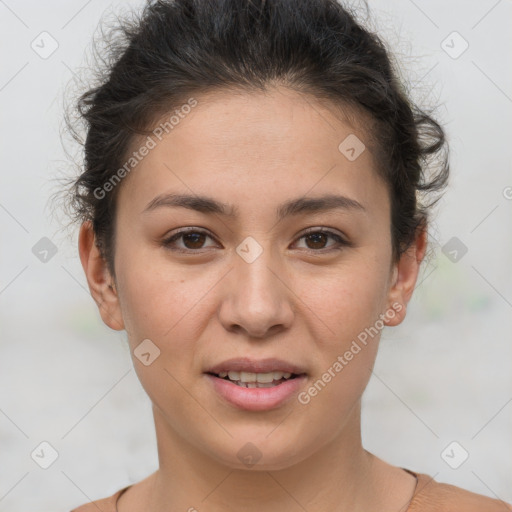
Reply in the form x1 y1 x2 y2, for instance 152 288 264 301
162 228 218 252
161 227 350 253
293 228 349 252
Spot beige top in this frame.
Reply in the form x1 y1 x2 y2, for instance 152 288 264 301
70 469 512 511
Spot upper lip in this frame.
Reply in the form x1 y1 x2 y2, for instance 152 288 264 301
206 357 307 375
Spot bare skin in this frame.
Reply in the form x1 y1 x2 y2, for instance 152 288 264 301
79 85 426 511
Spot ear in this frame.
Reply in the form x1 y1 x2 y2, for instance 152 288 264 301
78 221 124 331
383 225 428 327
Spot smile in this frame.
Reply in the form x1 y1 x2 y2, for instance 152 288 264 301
205 372 307 411
213 370 297 388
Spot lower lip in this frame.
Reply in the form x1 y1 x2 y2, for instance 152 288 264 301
205 374 307 411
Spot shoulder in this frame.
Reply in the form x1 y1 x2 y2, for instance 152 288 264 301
70 485 131 512
408 471 512 512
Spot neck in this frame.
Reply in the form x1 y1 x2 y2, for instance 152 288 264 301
144 401 384 512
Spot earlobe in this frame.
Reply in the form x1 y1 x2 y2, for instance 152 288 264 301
383 227 427 327
78 221 124 331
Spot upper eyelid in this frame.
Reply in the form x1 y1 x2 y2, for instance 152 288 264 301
165 225 346 235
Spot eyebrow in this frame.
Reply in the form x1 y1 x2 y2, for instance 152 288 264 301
143 192 366 220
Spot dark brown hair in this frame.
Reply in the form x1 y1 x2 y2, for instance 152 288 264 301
62 0 449 278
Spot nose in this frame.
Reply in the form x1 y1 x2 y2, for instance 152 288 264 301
217 244 294 339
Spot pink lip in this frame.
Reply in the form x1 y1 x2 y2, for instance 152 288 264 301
206 357 307 375
205 373 307 411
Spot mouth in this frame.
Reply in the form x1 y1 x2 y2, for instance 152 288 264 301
206 370 304 388
204 358 308 411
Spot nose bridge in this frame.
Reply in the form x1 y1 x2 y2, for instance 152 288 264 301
238 239 278 292
219 235 293 337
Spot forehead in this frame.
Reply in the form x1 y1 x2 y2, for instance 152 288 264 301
116 86 389 220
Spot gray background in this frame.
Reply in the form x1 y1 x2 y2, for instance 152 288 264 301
0 0 511 510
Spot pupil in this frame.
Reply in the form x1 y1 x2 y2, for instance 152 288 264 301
307 233 326 249
184 232 204 248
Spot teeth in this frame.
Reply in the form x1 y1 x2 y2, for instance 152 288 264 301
240 371 257 382
219 370 294 383
233 381 282 388
257 373 274 383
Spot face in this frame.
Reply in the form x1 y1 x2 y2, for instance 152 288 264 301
80 86 423 471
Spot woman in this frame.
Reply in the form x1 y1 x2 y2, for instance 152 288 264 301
65 0 511 510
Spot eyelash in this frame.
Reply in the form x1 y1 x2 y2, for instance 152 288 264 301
161 227 350 254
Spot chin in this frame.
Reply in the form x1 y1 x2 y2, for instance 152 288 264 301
206 430 318 472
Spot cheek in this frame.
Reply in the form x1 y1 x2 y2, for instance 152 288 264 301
115 236 207 341
299 257 389 347
293 257 388 401
115 254 207 419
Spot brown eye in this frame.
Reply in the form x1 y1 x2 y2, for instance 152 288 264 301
162 227 349 254
294 229 348 252
162 229 217 252
181 232 207 249
304 232 329 249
